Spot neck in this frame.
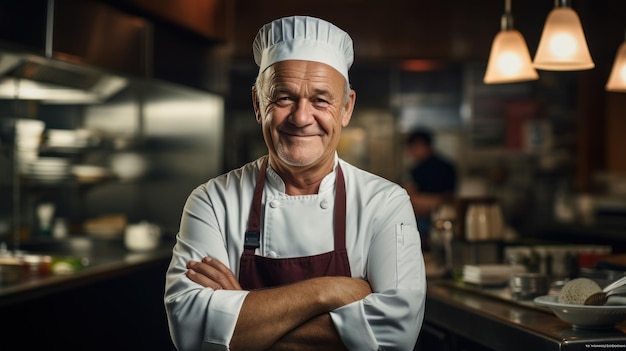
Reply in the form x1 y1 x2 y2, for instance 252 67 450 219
268 155 335 195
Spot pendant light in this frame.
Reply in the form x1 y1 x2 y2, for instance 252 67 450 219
484 0 538 84
606 29 626 92
533 0 594 71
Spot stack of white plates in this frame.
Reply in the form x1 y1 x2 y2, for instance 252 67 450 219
45 129 93 149
463 264 527 285
15 119 45 174
25 157 70 183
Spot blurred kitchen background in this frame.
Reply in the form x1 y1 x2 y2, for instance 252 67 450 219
2 0 625 250
0 0 625 349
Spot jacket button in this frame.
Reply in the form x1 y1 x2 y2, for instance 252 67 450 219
267 251 278 258
269 200 280 208
320 200 329 209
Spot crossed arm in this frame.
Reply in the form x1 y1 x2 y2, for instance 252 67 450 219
186 257 373 351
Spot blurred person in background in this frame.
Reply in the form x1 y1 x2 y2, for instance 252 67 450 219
403 128 457 250
164 15 426 351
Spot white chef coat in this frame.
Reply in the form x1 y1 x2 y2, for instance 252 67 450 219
164 155 426 351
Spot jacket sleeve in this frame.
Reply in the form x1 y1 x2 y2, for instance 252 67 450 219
329 187 427 350
164 185 248 351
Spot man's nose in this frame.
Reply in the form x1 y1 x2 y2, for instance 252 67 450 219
289 100 314 126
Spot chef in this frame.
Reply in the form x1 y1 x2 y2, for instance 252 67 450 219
164 15 426 351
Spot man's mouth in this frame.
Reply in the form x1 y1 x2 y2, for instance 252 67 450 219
279 130 320 138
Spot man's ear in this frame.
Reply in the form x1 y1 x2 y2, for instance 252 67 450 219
252 86 261 124
341 90 356 127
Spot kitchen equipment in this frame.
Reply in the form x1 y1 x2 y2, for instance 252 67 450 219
124 221 161 252
36 202 55 237
455 197 504 241
52 218 68 239
109 152 148 181
465 203 504 241
14 119 45 174
44 128 94 149
26 157 71 183
534 295 626 330
429 203 456 276
71 165 110 183
21 254 53 275
0 256 22 285
462 264 526 285
584 286 626 306
84 214 127 239
584 276 626 306
509 272 549 300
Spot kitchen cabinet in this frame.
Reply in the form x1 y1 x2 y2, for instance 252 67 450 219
53 0 149 77
0 0 148 78
0 0 231 93
109 0 232 42
416 322 495 351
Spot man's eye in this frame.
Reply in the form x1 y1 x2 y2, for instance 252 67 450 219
312 99 330 107
274 96 294 105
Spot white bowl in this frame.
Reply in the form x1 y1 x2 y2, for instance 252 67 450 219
534 295 626 330
71 165 109 182
109 152 148 181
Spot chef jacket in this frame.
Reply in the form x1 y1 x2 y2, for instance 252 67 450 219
164 155 426 351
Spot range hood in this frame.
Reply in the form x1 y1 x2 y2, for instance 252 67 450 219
0 51 128 104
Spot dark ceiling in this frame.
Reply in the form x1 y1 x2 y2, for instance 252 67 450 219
229 0 626 70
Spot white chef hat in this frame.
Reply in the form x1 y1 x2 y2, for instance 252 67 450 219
253 16 354 82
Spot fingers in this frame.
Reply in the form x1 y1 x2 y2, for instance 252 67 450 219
186 263 223 290
202 257 242 290
186 257 242 290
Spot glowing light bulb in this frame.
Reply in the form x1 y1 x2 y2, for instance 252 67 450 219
549 33 577 58
620 65 626 82
497 52 523 76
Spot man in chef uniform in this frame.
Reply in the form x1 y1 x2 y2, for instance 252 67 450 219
164 16 426 351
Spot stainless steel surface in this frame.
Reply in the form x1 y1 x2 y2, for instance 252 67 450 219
427 280 626 350
0 235 174 307
0 52 128 103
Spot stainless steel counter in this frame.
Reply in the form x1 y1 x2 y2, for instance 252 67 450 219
0 236 174 307
0 236 177 350
423 280 626 350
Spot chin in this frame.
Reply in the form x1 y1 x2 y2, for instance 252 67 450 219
276 149 321 167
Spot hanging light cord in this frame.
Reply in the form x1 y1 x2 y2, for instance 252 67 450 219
556 0 571 8
501 0 513 31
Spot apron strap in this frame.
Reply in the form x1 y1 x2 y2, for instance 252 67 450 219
244 157 268 251
334 164 347 250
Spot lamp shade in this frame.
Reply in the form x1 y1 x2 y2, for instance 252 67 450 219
484 29 539 84
533 6 594 71
606 41 626 92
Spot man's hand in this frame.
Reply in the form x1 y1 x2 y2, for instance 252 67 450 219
186 257 242 290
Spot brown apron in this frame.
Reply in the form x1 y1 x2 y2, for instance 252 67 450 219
238 157 352 290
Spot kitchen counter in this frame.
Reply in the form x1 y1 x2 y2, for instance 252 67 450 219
0 236 177 351
0 238 174 307
421 279 626 351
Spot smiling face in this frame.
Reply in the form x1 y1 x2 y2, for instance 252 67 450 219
253 60 355 172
